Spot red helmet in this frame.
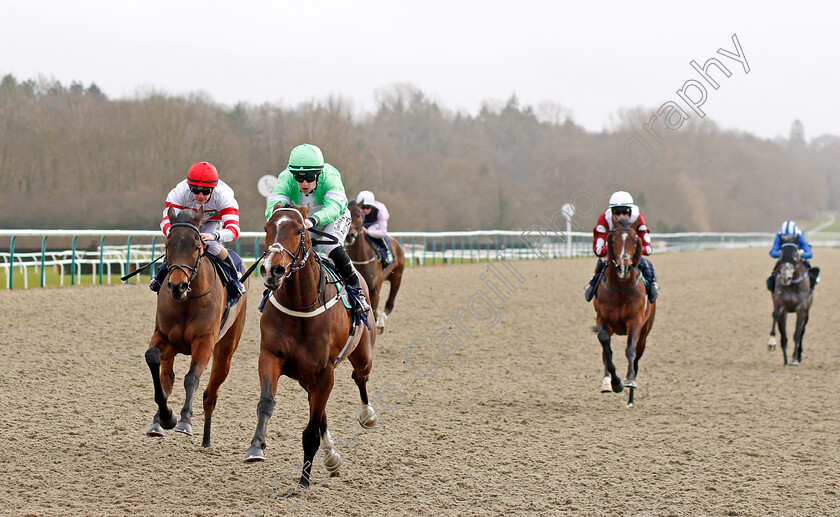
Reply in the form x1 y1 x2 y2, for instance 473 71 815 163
187 162 219 188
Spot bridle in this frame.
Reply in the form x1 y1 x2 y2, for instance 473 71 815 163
607 227 639 278
345 205 377 265
263 209 340 311
165 222 215 298
778 242 804 286
265 227 312 280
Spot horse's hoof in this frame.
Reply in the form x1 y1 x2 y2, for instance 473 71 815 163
623 379 637 389
600 376 612 393
357 404 378 430
147 423 165 437
768 345 776 351
320 446 342 473
626 402 634 408
244 447 265 462
174 421 194 436
789 360 799 366
376 326 385 335
612 380 624 393
768 336 777 347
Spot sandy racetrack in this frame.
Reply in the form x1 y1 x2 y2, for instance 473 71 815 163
1 248 839 516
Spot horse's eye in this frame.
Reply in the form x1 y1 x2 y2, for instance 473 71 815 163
297 228 304 235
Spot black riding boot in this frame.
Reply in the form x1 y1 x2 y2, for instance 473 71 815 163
639 258 659 303
222 255 247 298
766 272 776 292
149 263 168 293
808 265 820 290
329 247 371 316
584 259 605 302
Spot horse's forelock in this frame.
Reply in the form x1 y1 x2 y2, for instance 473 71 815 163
175 209 199 224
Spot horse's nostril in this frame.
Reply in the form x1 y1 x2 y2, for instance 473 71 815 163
271 265 283 277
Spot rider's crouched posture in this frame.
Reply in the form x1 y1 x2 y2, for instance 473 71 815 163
584 191 659 303
150 161 246 298
265 143 371 316
356 190 394 266
766 220 819 291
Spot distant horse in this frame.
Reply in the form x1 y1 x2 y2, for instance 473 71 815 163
592 218 656 407
145 207 248 447
345 200 405 333
768 237 813 365
244 206 378 490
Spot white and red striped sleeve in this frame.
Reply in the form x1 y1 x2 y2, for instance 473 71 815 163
219 206 241 242
592 211 610 257
636 212 652 255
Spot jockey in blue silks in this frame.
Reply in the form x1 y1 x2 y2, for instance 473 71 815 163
766 220 819 291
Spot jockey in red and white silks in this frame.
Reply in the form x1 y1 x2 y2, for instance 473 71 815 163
161 179 241 257
584 191 658 303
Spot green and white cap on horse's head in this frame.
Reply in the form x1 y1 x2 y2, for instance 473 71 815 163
288 144 324 180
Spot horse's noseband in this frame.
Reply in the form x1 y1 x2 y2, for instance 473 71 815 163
265 231 311 279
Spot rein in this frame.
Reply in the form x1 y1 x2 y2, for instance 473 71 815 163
349 228 378 265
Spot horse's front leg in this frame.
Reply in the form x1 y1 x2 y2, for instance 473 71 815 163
245 348 284 461
791 308 809 366
597 326 622 393
624 323 642 388
299 368 335 490
174 336 215 437
777 308 789 366
768 307 778 350
145 333 178 435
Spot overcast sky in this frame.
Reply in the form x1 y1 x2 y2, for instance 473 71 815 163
1 1 837 140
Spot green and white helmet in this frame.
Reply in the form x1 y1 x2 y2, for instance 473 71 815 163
288 144 324 180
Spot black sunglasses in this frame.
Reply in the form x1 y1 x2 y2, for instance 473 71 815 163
294 174 319 183
612 206 631 216
360 204 373 210
190 186 213 195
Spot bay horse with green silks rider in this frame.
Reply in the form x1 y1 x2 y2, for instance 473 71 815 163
244 205 379 491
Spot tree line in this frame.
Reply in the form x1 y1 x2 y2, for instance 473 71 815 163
2 74 838 234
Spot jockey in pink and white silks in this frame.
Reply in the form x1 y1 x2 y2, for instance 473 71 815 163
584 191 659 303
356 190 394 266
150 161 246 298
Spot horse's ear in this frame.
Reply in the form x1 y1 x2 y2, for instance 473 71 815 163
194 206 205 226
348 200 357 208
632 238 643 267
297 205 310 218
167 206 177 224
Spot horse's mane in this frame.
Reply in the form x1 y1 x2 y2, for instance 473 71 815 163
780 242 800 263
